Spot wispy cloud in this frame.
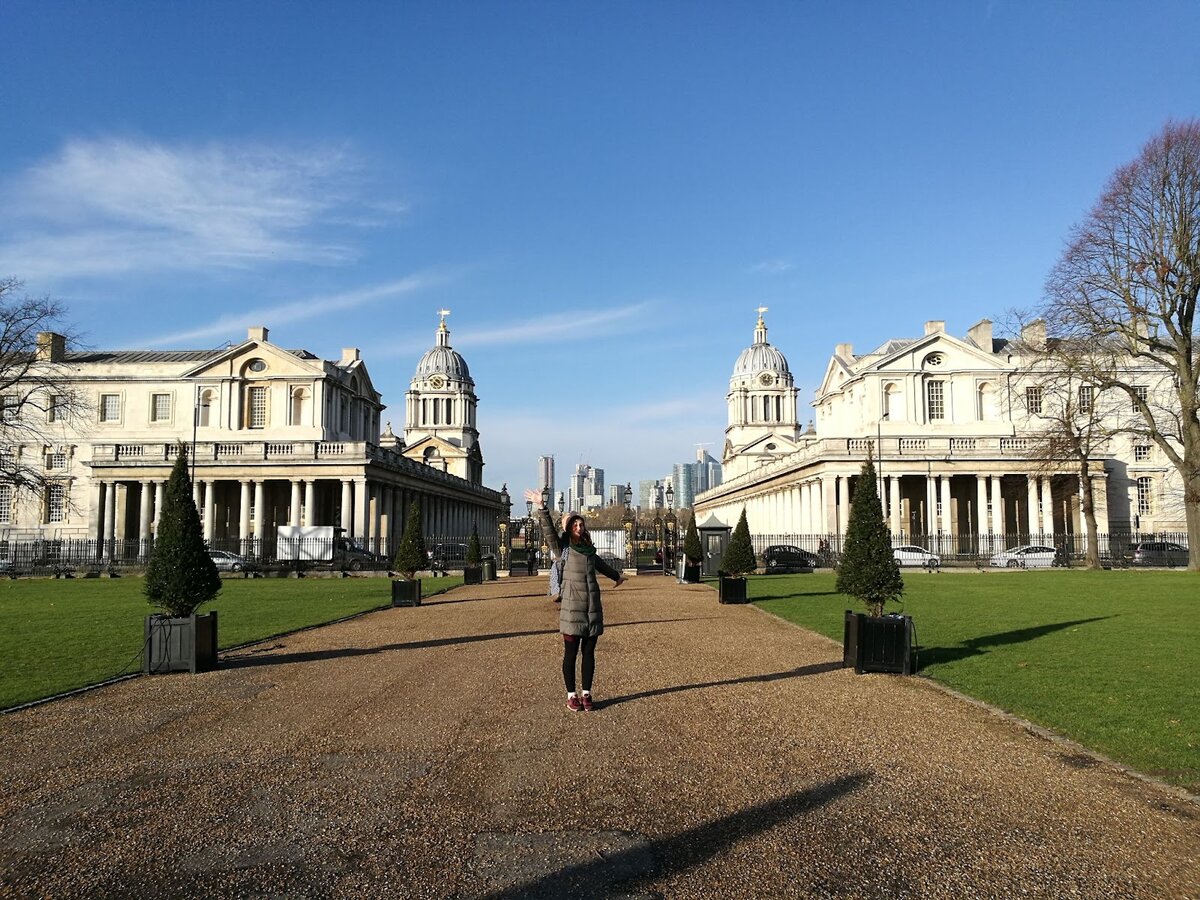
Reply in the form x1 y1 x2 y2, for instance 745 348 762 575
749 258 794 275
0 137 396 280
142 273 446 346
371 302 653 357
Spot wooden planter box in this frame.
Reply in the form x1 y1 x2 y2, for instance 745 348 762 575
680 562 702 584
391 579 422 607
843 610 914 675
463 566 483 585
144 611 218 674
717 573 748 604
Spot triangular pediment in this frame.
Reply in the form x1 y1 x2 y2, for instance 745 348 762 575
869 332 1008 374
182 339 324 379
403 434 468 459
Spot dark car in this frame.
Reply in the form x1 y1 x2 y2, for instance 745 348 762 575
1130 541 1189 567
761 544 818 572
428 543 469 573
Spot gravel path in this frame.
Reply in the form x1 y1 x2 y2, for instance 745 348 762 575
1 576 1197 899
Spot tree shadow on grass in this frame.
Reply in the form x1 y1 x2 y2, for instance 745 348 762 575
753 590 844 601
221 628 560 669
598 660 845 709
479 772 871 899
919 616 1115 669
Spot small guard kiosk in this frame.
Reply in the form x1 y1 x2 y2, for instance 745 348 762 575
695 514 732 577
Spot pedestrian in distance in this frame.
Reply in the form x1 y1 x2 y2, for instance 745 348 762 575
531 491 624 712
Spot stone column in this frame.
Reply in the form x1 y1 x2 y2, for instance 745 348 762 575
371 485 383 553
890 476 902 535
976 476 989 536
354 479 368 541
1040 476 1054 535
154 481 165 534
253 481 266 549
940 475 953 535
103 482 117 556
1027 476 1040 537
340 480 353 533
239 481 252 543
304 480 315 527
990 475 1004 536
925 475 937 534
203 480 216 543
138 481 152 555
290 480 302 527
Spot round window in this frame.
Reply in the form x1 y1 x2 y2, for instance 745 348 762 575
248 358 267 373
925 353 944 367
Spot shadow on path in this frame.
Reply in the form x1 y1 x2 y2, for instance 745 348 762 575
599 660 844 709
221 628 559 669
480 772 871 899
920 616 1114 668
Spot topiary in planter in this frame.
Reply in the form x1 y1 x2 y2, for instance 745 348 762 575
836 459 903 618
683 515 702 564
393 502 428 581
719 508 756 577
463 523 483 584
144 444 221 618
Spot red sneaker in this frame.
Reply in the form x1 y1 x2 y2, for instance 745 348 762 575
580 693 594 712
566 695 582 712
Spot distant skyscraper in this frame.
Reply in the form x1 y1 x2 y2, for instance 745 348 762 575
538 455 555 499
639 479 660 509
673 463 696 510
693 447 722 495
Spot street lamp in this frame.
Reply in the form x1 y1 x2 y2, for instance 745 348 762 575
497 484 511 572
622 483 635 572
664 483 677 574
557 494 565 514
190 386 210 485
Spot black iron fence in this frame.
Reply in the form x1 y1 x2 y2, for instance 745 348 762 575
749 531 1190 568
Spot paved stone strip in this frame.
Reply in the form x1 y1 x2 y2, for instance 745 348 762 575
0 577 1197 898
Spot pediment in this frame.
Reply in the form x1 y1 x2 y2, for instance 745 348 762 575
871 332 1008 373
403 435 468 459
731 432 803 458
182 339 324 379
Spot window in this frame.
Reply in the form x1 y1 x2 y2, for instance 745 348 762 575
0 484 11 524
1134 444 1151 461
47 395 63 423
0 395 17 424
1025 386 1043 415
290 388 310 426
763 396 771 421
1137 477 1153 515
1132 385 1148 410
46 451 67 470
99 393 121 423
247 386 267 429
926 380 945 421
46 483 65 523
151 393 171 422
198 389 215 427
1078 385 1093 414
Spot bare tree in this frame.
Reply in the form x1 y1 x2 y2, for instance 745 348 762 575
1041 120 1200 570
0 277 86 500
1009 331 1113 569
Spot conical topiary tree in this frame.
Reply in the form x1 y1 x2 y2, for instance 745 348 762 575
144 444 222 617
466 523 481 566
720 508 757 576
836 459 903 617
393 502 428 580
683 515 702 564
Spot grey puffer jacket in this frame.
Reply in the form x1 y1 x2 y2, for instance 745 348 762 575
538 509 621 638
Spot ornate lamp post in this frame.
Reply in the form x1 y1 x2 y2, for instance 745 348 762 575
525 499 537 575
497 484 511 575
664 483 677 575
653 487 664 574
622 482 636 573
539 487 551 570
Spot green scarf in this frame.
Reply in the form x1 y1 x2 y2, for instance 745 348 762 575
569 541 596 556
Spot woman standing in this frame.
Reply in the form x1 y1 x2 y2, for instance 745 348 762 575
536 499 624 711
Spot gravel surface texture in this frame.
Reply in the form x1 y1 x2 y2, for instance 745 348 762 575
1 576 1197 899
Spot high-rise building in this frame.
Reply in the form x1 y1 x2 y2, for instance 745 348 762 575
538 455 555 500
639 479 660 509
673 463 696 510
694 447 722 494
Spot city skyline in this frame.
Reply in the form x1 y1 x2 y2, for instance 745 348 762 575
3 3 1198 495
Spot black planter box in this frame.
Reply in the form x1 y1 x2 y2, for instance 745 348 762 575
144 611 218 674
681 563 702 584
718 573 748 604
843 610 913 675
463 566 483 585
391 579 422 607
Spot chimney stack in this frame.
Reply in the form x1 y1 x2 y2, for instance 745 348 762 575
36 332 66 362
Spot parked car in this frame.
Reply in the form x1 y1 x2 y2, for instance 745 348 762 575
760 544 819 572
209 549 253 572
989 545 1056 569
428 543 468 572
893 545 940 568
1130 541 1189 567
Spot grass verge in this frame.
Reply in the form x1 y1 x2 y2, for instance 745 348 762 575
0 574 461 710
752 569 1199 794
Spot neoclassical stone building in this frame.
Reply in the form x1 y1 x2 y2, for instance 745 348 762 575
3 319 502 556
696 313 1184 549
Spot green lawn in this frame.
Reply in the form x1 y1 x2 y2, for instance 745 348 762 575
0 575 460 710
753 569 1199 794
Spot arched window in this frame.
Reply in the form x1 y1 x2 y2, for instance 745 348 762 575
763 396 771 421
884 383 904 421
290 387 311 426
977 383 997 421
199 389 216 427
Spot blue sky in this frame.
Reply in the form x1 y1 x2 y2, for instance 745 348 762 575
3 1 1198 499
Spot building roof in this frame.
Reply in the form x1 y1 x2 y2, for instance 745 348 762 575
65 348 319 364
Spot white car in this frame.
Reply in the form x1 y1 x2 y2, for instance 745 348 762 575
893 545 940 568
989 545 1056 569
209 549 251 572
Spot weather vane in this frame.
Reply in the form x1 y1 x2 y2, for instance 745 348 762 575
438 308 451 324
757 305 769 319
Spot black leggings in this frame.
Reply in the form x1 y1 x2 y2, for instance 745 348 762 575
562 635 597 693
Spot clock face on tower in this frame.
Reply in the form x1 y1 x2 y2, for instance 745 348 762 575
759 372 774 386
429 375 445 389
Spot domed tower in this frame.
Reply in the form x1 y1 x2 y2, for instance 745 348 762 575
723 309 800 473
403 311 483 483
